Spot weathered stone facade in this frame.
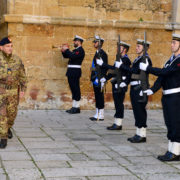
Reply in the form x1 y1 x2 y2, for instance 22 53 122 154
0 0 177 109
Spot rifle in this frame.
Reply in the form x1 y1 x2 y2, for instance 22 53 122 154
95 36 104 92
114 35 122 92
138 31 149 103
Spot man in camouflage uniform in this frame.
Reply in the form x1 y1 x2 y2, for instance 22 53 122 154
0 37 27 148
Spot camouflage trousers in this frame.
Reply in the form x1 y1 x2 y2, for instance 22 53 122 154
0 88 19 139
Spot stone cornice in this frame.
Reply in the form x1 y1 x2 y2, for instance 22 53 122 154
0 14 179 30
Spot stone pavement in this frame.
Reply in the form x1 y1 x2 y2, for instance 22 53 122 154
0 110 180 180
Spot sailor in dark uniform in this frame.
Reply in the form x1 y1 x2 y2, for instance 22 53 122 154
61 35 85 114
115 39 152 143
96 41 131 130
139 33 180 161
89 35 108 121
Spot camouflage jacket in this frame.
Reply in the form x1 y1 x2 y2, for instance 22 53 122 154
0 51 27 91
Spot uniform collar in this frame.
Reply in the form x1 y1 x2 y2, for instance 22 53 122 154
2 51 12 60
169 53 180 62
75 46 81 49
174 53 180 58
133 53 149 64
123 54 128 58
133 55 142 64
96 48 102 53
164 54 180 67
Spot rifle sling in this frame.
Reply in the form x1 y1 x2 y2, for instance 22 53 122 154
90 67 96 72
131 74 140 80
107 69 116 74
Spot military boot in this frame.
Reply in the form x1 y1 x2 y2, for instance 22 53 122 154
158 142 180 161
157 152 180 161
127 134 146 143
0 139 7 149
66 107 80 114
107 124 122 130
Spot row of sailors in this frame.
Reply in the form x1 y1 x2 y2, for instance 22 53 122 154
61 33 180 162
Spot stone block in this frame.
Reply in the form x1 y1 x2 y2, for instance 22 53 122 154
87 8 106 20
40 6 63 17
120 10 147 21
4 14 23 23
126 163 179 175
23 24 54 37
63 7 88 19
26 36 53 51
89 175 139 180
106 11 120 20
32 153 71 161
36 161 70 169
7 168 41 180
67 153 89 161
69 160 119 168
14 2 33 15
0 152 31 161
161 2 172 12
42 166 131 177
84 151 111 160
3 161 36 169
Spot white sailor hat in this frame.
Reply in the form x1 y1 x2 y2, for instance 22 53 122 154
172 34 180 41
137 39 151 46
120 41 131 47
93 35 104 42
73 35 84 42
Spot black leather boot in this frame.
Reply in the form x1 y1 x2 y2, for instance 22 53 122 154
127 134 146 143
8 128 13 139
66 107 73 113
107 124 122 130
89 117 104 121
157 152 180 161
157 151 170 160
0 139 7 149
66 107 80 114
89 117 98 121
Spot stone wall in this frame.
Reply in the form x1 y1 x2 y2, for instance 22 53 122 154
0 0 174 109
7 0 171 22
0 0 7 16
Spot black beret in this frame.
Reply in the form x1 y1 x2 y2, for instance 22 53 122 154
0 37 12 46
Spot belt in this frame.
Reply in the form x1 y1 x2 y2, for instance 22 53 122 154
163 87 180 95
0 84 17 90
130 81 140 86
68 65 81 68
